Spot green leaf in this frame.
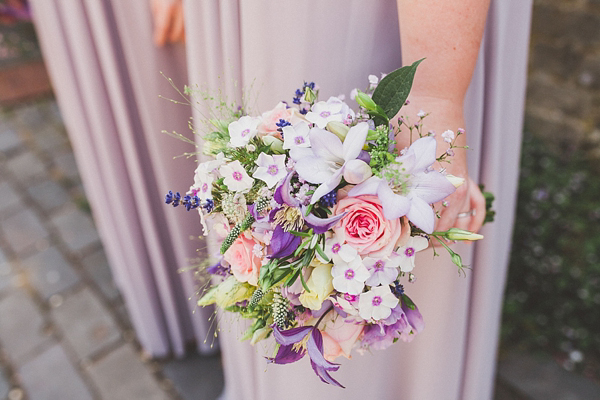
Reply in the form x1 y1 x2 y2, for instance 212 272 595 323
372 58 424 120
402 294 416 310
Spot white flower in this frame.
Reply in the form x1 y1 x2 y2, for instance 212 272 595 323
331 257 370 295
358 285 399 321
350 88 358 100
190 163 215 201
228 116 261 148
368 74 379 86
319 235 357 264
282 121 311 152
396 236 429 272
330 293 360 316
305 97 355 129
220 160 254 192
252 153 287 188
417 110 426 118
441 130 455 143
363 257 401 287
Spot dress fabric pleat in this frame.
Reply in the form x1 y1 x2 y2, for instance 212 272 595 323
182 1 533 399
30 0 215 358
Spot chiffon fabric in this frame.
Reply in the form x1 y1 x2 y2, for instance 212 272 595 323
182 1 532 399
30 0 215 357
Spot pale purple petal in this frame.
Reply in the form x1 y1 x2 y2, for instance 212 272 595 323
290 147 314 162
310 169 343 204
408 136 437 173
307 329 340 371
409 171 456 204
348 176 384 197
311 361 345 387
302 206 346 234
295 156 335 184
272 325 313 345
394 150 417 173
274 171 300 207
267 343 306 364
406 196 436 233
401 300 425 333
378 184 411 220
342 159 372 184
342 122 369 161
309 128 344 163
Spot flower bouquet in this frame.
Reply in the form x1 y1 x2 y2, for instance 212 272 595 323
165 59 489 387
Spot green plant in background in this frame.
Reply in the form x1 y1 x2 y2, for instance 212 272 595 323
502 131 600 378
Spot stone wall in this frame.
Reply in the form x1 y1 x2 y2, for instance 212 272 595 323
526 0 600 157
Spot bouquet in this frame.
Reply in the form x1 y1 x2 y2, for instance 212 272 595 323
165 60 489 387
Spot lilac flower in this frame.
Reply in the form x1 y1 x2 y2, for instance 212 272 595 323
268 325 343 387
269 225 302 259
295 122 372 204
349 136 456 233
301 205 346 235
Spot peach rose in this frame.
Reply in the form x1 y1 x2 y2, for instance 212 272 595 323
333 195 409 258
257 102 304 136
224 234 261 286
321 315 364 362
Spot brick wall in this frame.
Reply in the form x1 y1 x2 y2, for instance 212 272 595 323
526 0 600 157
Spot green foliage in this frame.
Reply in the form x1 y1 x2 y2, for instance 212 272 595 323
372 58 424 121
502 132 600 374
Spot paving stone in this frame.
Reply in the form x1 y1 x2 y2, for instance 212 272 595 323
498 352 600 400
20 247 79 300
18 344 93 400
13 103 47 131
0 128 22 153
27 180 69 212
0 289 50 363
4 152 47 182
51 288 120 360
0 209 48 254
31 125 69 154
81 250 120 301
0 181 21 212
53 152 80 182
87 344 168 400
0 366 9 399
51 207 100 253
162 353 224 400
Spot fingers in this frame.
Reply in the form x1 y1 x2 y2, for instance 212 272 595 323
169 1 185 43
467 178 486 233
152 1 172 47
435 181 469 232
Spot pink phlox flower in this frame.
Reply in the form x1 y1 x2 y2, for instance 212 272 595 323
396 236 429 272
305 96 354 129
219 160 254 192
252 153 287 188
358 285 399 321
331 257 370 295
228 115 261 147
363 256 401 287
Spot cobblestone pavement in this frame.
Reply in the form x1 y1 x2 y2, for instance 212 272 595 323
0 100 223 400
1 99 598 400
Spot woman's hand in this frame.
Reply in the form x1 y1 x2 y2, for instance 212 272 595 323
150 0 185 47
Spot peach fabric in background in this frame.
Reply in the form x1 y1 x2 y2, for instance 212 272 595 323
182 1 532 399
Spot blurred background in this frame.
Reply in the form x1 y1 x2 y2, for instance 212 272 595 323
0 0 598 399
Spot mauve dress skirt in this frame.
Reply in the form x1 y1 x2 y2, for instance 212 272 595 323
183 1 532 399
31 0 533 398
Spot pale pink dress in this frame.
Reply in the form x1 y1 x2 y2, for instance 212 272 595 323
183 1 533 399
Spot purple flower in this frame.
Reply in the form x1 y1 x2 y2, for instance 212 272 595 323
269 225 302 259
268 325 344 387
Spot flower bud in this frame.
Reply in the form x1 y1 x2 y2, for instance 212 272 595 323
444 228 484 241
355 91 378 111
304 87 317 104
445 174 465 188
450 252 463 269
343 159 372 184
326 121 350 141
262 135 284 153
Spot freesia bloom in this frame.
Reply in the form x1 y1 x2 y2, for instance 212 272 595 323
331 257 370 295
252 153 287 188
224 234 262 286
333 195 405 258
295 122 372 204
358 285 399 321
321 315 364 361
396 236 429 272
220 160 254 192
228 115 260 147
306 97 354 128
299 261 334 310
349 136 456 233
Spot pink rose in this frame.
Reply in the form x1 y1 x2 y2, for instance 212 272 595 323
333 195 409 258
224 234 261 286
321 316 364 362
257 102 304 136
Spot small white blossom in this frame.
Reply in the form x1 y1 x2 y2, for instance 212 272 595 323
396 236 429 272
331 257 370 295
358 285 399 321
368 74 379 86
220 160 254 192
282 121 311 151
417 110 426 118
350 88 358 100
305 97 354 129
252 153 287 188
228 116 260 148
364 257 401 287
441 130 455 143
